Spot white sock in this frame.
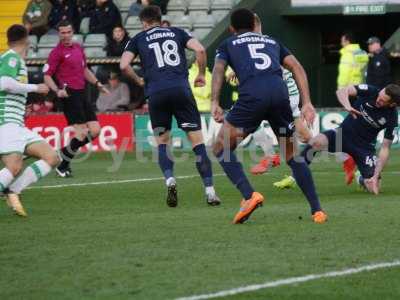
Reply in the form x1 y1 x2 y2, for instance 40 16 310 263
253 130 274 156
336 153 349 163
0 168 14 192
166 177 176 187
9 160 52 194
205 186 216 196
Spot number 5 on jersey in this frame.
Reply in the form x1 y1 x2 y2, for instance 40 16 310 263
149 40 181 68
248 44 271 70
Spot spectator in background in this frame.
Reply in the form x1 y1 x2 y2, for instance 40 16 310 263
105 25 130 57
96 72 130 112
337 32 369 89
128 0 150 17
23 0 52 37
188 59 212 112
77 0 95 18
366 36 391 90
152 0 169 14
89 0 122 37
96 25 130 83
48 0 79 33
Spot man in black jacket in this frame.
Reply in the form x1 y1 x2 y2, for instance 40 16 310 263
89 0 122 37
366 36 391 89
48 0 79 32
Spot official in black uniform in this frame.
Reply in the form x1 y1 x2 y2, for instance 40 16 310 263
366 36 391 89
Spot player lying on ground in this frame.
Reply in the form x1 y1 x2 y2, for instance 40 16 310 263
301 83 400 195
212 8 327 224
120 5 220 207
0 25 60 216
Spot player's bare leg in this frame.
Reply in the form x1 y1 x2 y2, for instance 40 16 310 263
6 142 59 216
187 130 220 206
57 121 100 178
0 154 25 216
213 121 264 224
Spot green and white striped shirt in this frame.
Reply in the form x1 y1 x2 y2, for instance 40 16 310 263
0 49 28 126
282 68 299 97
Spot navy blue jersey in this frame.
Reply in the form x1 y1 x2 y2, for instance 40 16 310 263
341 84 398 149
216 32 291 96
125 26 193 96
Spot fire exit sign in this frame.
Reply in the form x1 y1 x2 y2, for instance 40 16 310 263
343 4 386 15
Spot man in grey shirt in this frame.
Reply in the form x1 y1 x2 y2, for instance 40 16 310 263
96 72 130 111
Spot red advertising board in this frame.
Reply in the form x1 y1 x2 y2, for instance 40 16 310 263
25 113 134 152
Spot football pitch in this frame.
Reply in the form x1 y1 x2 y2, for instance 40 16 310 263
1 149 400 299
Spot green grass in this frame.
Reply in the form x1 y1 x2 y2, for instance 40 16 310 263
1 150 400 299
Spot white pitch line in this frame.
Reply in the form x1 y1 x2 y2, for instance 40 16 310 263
27 174 225 190
176 260 400 300
26 170 400 190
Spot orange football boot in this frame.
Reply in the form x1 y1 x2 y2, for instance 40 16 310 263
343 156 357 185
250 154 280 175
312 211 328 224
233 192 264 224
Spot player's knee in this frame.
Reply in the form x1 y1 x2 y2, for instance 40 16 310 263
89 125 101 138
212 136 224 156
8 161 23 177
45 151 60 168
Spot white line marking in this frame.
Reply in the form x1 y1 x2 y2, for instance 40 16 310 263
176 260 400 300
27 170 400 190
27 174 225 190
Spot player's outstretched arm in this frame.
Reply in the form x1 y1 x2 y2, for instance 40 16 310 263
186 38 207 87
0 76 48 94
120 51 144 87
211 58 226 123
365 138 392 195
336 85 361 118
282 55 315 125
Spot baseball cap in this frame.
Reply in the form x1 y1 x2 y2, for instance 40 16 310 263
367 36 380 44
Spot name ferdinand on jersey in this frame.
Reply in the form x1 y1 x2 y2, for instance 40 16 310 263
146 31 175 42
232 35 276 46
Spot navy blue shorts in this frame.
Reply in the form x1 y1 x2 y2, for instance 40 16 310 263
322 129 377 178
226 90 294 137
148 87 201 135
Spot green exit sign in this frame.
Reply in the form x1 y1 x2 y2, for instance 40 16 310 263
343 4 386 15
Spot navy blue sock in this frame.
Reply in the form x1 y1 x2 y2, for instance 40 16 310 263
216 149 254 200
358 175 366 188
288 158 321 214
193 144 213 187
300 144 318 165
158 144 174 179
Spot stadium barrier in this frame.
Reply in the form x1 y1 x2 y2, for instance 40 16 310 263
136 112 400 150
25 113 134 152
25 111 400 152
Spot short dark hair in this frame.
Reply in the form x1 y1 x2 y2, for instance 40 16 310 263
342 32 355 43
385 84 400 105
57 20 73 30
231 8 255 32
7 24 28 44
139 5 162 24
